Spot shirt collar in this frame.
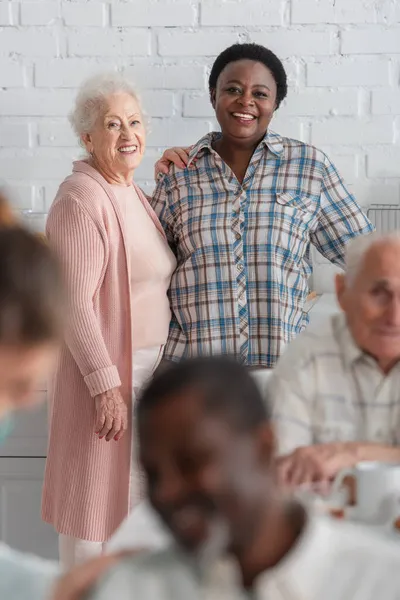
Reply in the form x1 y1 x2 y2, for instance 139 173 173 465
186 129 284 167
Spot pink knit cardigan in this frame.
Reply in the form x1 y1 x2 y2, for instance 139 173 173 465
42 160 166 541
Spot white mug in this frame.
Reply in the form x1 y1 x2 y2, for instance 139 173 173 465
333 462 400 528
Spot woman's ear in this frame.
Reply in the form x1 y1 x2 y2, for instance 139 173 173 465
210 88 217 110
81 133 93 154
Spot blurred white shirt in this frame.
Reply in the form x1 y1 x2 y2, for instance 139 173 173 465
106 500 171 553
92 513 400 600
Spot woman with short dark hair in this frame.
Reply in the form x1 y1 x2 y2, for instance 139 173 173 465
153 42 373 369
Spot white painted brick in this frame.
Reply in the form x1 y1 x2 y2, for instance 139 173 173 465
0 30 58 57
307 58 390 87
201 0 283 26
249 30 333 57
124 63 206 89
0 122 31 147
148 119 212 146
112 1 196 27
0 60 25 87
20 2 58 26
372 89 400 115
43 183 60 211
134 155 160 181
341 28 400 54
62 3 106 27
141 91 174 118
38 120 77 147
270 116 306 143
0 156 72 181
5 184 36 211
35 59 116 88
329 154 358 183
68 31 151 57
183 93 214 117
292 0 378 25
158 31 240 57
283 59 301 87
281 89 358 117
0 2 18 25
311 117 394 146
367 148 400 178
351 182 400 206
0 90 74 116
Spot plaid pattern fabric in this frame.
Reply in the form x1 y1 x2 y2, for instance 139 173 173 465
151 130 373 367
270 312 400 455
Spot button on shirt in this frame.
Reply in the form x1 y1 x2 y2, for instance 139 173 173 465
151 131 373 368
269 312 400 456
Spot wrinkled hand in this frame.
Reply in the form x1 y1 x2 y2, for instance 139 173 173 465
275 442 359 489
154 146 194 179
94 387 127 442
51 551 141 600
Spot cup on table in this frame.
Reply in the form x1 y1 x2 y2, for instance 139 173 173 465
332 462 400 531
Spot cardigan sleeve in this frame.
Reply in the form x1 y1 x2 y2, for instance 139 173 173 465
46 196 121 397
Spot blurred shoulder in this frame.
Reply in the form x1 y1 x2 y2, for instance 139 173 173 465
89 547 198 600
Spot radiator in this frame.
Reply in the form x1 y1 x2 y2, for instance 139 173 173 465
367 205 400 234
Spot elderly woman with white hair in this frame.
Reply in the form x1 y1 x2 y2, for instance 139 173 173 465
42 73 179 568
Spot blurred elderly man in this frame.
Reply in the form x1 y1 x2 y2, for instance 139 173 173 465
270 232 400 487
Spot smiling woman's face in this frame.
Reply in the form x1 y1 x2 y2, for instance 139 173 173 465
211 59 277 147
82 92 146 185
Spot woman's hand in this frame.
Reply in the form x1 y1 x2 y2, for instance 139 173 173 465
94 387 128 442
154 146 194 179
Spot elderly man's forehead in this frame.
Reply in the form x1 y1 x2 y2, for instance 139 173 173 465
358 240 400 280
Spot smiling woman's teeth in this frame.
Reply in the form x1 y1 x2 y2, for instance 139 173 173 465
119 145 137 152
232 113 255 120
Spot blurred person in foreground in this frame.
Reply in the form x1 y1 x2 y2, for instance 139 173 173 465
269 232 400 488
90 357 400 600
0 193 131 600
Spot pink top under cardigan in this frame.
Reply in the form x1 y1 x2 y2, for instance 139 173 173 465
42 160 172 541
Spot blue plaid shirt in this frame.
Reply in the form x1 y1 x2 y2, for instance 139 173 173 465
151 130 373 368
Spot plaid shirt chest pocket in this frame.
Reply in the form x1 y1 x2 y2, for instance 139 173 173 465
265 191 319 258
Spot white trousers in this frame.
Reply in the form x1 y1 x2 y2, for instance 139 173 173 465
58 345 163 569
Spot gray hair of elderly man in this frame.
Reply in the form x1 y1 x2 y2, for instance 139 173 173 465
345 230 400 284
69 72 146 146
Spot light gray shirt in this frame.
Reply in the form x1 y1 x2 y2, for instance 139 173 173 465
269 312 400 455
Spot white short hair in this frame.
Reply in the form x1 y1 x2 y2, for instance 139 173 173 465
69 72 143 141
345 230 400 284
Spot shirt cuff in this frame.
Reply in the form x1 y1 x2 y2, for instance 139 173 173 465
84 366 121 397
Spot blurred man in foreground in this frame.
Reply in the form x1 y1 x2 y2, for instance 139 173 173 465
89 357 400 600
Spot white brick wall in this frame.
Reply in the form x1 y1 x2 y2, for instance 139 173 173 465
0 0 399 293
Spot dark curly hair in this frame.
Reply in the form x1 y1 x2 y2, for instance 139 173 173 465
209 43 288 109
138 356 271 434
